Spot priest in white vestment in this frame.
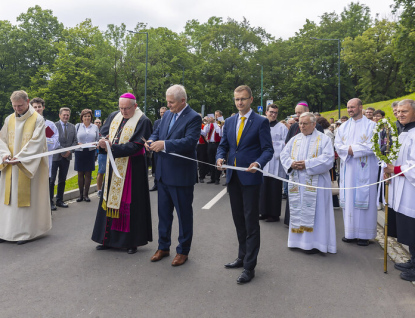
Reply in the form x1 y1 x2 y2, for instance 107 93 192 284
384 99 415 282
0 91 52 245
335 98 378 246
280 112 336 254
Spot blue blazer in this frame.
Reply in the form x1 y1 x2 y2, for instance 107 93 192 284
216 112 274 186
149 106 202 187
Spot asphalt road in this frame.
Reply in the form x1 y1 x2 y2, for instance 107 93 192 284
1 177 414 318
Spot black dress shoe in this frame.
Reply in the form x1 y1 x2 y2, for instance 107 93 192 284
395 260 415 272
0 238 6 243
207 180 215 184
303 248 320 254
259 214 268 220
96 245 111 250
17 240 29 245
84 197 91 202
237 269 255 284
51 203 57 211
357 239 369 246
56 201 68 208
224 258 244 269
342 237 357 243
127 247 137 254
215 180 220 185
149 185 158 191
199 178 204 183
76 197 83 202
400 268 415 282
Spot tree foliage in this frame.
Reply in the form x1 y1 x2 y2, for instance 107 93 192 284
0 3 413 125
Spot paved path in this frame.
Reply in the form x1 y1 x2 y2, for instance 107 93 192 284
1 179 414 317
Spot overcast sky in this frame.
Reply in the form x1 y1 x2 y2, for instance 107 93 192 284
1 0 396 39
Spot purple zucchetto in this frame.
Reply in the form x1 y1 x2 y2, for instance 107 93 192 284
120 93 136 100
297 102 309 107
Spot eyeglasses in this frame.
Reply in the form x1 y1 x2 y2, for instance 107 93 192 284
268 111 278 115
119 105 134 111
234 98 250 102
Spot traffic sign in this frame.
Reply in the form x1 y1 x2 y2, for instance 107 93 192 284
266 100 273 106
94 110 101 118
257 106 263 113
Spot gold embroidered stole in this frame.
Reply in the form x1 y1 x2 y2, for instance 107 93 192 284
288 132 321 233
102 109 143 216
4 111 39 207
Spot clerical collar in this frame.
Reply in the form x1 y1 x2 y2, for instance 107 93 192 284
402 121 415 132
269 120 277 127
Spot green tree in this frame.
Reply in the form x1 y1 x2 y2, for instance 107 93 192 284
393 0 415 91
342 20 405 102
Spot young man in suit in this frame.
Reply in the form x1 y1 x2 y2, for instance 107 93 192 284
146 85 202 267
216 85 274 284
50 107 78 209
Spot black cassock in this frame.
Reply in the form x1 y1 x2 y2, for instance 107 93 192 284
92 111 153 249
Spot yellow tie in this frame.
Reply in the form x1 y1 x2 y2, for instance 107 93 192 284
237 116 246 146
235 116 246 166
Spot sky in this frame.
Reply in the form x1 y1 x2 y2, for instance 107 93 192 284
0 0 397 39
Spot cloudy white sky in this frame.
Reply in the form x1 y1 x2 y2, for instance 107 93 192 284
1 0 396 39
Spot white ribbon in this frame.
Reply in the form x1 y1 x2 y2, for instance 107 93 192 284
3 144 414 191
1 141 121 178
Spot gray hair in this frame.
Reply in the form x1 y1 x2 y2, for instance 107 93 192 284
392 101 399 108
11 90 29 101
398 99 415 111
166 84 187 102
299 112 316 123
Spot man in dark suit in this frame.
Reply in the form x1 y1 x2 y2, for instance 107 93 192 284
150 106 167 191
216 85 273 284
50 107 78 209
146 85 201 267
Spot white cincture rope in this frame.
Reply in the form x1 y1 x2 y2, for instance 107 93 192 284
2 142 413 190
1 141 121 178
164 151 414 191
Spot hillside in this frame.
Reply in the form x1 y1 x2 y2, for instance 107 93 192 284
321 93 415 120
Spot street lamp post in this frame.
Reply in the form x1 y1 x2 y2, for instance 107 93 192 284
257 63 263 111
310 37 341 119
128 30 148 115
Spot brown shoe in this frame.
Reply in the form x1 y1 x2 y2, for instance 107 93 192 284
150 249 170 262
171 254 188 266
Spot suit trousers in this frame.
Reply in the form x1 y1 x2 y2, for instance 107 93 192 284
157 180 194 255
227 172 261 271
207 142 221 181
50 159 70 203
197 143 209 179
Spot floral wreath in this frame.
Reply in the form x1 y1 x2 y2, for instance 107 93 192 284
371 117 400 164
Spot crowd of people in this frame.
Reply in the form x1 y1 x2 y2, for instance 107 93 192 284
0 87 414 285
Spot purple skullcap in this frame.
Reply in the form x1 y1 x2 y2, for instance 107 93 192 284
120 93 136 100
297 102 308 107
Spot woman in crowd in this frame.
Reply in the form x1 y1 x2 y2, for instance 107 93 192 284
74 109 100 202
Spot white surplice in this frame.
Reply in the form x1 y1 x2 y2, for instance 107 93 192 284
263 122 287 177
388 127 415 219
280 129 337 253
0 106 52 241
335 116 378 240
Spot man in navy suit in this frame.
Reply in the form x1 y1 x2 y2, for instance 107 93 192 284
216 85 273 284
146 85 202 267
